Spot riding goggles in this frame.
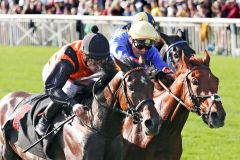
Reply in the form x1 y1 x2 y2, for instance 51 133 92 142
132 39 155 50
87 56 109 65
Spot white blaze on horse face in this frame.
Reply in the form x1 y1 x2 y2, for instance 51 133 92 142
140 76 148 85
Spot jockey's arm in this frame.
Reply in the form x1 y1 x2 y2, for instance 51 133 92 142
44 60 78 107
148 47 169 71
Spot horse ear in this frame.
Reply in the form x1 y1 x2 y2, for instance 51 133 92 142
159 32 169 43
113 56 128 72
176 28 186 40
202 49 210 66
182 50 191 69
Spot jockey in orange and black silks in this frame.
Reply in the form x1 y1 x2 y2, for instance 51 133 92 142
36 26 112 136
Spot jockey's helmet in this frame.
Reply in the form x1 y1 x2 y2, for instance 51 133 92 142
128 21 160 41
82 25 110 59
132 12 156 27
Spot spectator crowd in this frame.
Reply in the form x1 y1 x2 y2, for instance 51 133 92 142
1 0 240 18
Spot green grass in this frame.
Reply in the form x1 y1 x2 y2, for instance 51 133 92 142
0 46 239 159
0 45 58 95
182 56 240 160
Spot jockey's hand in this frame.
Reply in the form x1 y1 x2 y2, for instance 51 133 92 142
147 67 158 79
72 104 88 117
158 72 175 88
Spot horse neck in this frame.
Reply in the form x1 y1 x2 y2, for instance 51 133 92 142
155 73 186 120
90 72 124 136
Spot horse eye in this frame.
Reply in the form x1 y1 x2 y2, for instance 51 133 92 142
191 78 199 85
126 75 132 81
128 83 134 90
173 52 179 58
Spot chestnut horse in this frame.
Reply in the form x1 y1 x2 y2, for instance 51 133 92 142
150 50 226 160
107 51 226 160
0 58 160 159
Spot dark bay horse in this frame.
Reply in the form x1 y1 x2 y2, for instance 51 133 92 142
159 31 196 72
0 58 160 159
107 51 226 160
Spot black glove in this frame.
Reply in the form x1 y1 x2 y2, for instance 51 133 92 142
147 67 158 79
156 71 167 79
148 69 166 79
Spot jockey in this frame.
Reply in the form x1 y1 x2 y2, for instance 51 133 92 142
113 11 164 54
110 20 171 78
36 26 111 136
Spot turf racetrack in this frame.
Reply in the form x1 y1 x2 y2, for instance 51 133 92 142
0 45 239 159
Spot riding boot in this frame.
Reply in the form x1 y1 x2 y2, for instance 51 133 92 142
35 101 59 136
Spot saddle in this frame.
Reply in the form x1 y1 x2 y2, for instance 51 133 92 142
2 94 68 159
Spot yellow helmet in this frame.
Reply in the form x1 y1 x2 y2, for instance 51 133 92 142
128 21 160 41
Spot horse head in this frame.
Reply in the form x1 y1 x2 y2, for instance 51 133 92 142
156 50 226 128
92 57 160 138
159 31 196 72
180 50 226 128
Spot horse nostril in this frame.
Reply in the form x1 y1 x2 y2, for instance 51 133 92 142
211 112 218 120
144 119 153 128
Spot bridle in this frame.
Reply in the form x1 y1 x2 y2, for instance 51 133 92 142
158 65 221 119
184 66 221 118
93 67 154 124
164 40 188 71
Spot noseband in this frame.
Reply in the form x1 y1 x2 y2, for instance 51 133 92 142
158 66 221 119
94 67 154 124
184 66 221 118
121 67 155 123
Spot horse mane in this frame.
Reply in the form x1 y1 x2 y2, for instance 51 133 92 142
93 57 142 92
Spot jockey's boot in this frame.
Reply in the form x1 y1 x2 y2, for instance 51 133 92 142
35 115 49 136
35 101 59 136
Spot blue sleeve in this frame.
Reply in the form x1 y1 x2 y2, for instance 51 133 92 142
110 33 134 60
146 47 168 71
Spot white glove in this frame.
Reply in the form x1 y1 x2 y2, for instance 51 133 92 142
72 104 86 117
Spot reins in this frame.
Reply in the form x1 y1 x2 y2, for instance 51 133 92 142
158 66 222 120
93 67 154 124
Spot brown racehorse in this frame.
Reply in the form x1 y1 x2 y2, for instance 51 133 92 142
150 50 226 160
107 51 226 160
0 58 160 160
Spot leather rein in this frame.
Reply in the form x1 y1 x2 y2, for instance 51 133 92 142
158 66 221 120
93 67 154 124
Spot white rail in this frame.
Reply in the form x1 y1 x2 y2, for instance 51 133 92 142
0 15 240 56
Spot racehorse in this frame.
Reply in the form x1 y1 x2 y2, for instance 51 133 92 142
107 50 226 160
159 31 196 72
150 50 226 160
0 58 161 160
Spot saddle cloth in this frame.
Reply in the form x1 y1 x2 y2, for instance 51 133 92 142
2 94 67 159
